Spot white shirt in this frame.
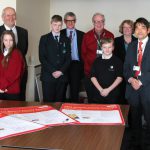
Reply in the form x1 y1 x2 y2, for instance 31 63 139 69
52 32 60 41
3 48 9 56
137 36 148 57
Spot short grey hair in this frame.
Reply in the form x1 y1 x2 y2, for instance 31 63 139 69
92 12 105 23
64 12 76 20
2 7 16 18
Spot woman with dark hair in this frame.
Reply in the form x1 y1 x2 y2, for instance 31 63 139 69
0 30 24 100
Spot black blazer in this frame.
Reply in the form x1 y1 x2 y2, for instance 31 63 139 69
124 38 150 101
39 32 71 82
61 29 84 63
114 35 137 62
0 25 28 56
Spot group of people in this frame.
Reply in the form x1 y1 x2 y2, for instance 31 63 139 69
0 6 150 149
39 13 150 150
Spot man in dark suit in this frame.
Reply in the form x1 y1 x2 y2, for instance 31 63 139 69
39 15 71 102
61 12 84 103
0 7 28 101
124 17 150 150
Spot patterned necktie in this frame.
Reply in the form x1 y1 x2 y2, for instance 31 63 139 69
69 31 73 41
135 41 143 77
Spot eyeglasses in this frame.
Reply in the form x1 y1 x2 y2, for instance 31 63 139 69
65 19 75 23
93 20 104 25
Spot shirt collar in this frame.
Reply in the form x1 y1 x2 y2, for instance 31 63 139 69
138 36 148 45
3 48 9 56
102 54 113 59
52 31 60 37
4 24 16 31
67 28 75 35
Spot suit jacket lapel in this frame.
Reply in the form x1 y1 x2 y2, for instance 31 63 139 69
133 40 138 65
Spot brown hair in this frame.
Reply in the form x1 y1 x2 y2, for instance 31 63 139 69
51 15 62 23
100 38 114 46
119 20 134 34
0 30 16 67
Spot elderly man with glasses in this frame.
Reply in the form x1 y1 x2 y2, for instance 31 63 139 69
81 12 114 103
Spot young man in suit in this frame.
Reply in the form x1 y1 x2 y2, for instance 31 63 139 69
124 17 150 150
0 7 28 101
39 15 71 102
61 12 84 103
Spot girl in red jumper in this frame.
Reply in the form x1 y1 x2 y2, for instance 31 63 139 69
0 30 24 100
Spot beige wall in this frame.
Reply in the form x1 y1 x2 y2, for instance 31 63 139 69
16 0 50 101
50 0 150 37
16 0 50 65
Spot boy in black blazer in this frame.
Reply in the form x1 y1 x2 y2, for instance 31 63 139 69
39 15 71 102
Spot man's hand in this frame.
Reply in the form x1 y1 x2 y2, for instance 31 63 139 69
52 71 63 78
129 77 142 90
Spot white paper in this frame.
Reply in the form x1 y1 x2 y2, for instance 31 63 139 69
62 109 122 124
11 109 76 125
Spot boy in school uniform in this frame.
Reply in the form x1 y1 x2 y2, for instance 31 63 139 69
90 38 123 104
39 15 71 102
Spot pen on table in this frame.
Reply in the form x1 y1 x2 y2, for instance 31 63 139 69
63 118 69 123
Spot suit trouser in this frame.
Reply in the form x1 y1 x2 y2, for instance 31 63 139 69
83 76 95 103
42 80 66 102
128 88 150 149
67 61 83 103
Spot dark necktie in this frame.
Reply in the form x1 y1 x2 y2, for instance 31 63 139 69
55 35 59 43
135 41 143 77
69 31 73 41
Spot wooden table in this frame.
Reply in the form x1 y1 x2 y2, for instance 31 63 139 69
0 100 129 150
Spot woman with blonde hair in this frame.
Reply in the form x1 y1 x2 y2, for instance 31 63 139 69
0 30 24 100
114 20 137 104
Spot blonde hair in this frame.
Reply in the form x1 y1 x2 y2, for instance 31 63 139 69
119 20 134 34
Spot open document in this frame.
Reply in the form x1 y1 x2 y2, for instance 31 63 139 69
60 103 125 125
0 112 46 140
0 105 76 140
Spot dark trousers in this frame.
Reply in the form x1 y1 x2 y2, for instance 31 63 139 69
83 76 95 103
42 80 66 102
20 69 28 101
0 93 20 100
128 89 150 149
67 61 83 103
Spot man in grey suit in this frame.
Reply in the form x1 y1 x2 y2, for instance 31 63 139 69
0 7 28 101
124 18 150 150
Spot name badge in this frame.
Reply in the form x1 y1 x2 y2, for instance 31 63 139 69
133 65 140 71
96 50 102 55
